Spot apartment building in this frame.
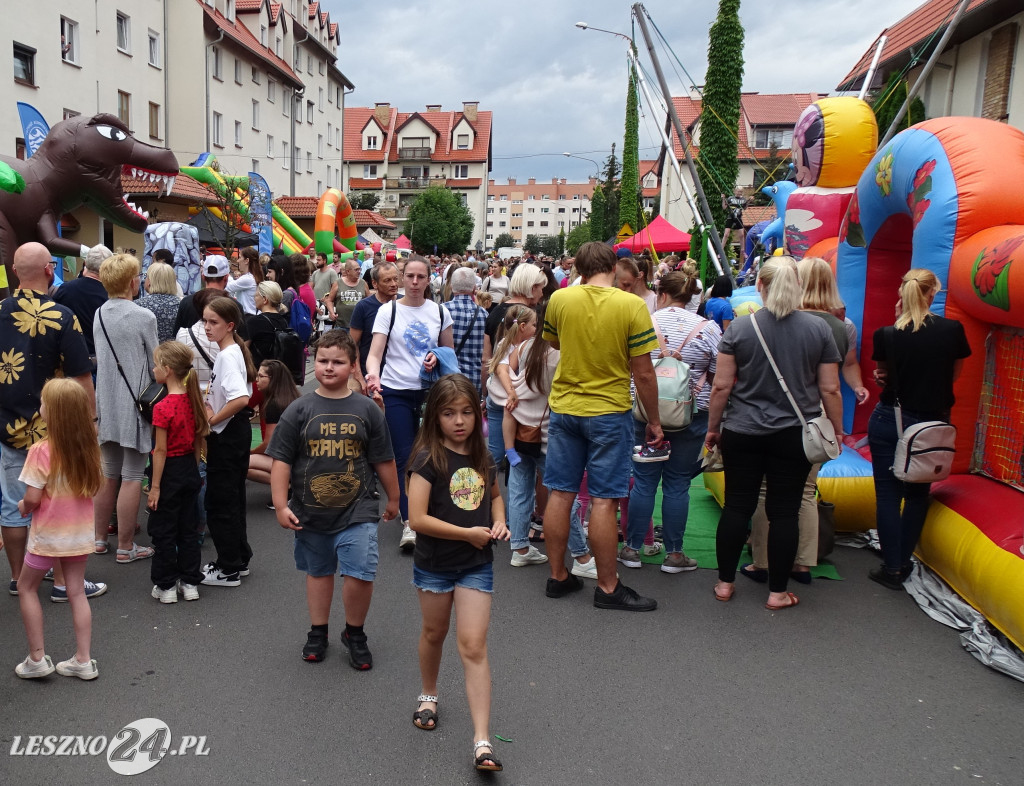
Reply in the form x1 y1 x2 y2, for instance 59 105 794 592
4 0 352 250
659 91 826 232
342 102 493 251
484 177 597 247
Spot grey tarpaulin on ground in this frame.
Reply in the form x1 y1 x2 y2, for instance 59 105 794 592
903 562 1024 683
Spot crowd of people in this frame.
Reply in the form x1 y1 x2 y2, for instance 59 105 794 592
0 232 970 773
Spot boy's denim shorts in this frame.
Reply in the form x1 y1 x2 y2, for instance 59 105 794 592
294 522 378 580
412 562 493 594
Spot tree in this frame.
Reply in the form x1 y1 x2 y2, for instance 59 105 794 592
523 234 542 255
589 185 607 243
872 71 926 139
349 192 381 210
557 227 566 256
566 222 590 255
539 236 560 257
620 55 641 232
405 185 474 255
696 0 744 232
493 232 516 250
601 144 621 241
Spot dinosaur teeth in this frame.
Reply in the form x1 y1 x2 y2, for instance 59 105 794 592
123 193 129 203
142 210 150 220
166 175 175 195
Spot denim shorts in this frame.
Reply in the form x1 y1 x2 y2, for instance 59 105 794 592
544 410 634 499
294 522 379 580
412 562 494 594
1 447 29 528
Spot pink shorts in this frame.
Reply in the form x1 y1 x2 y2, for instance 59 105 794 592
23 552 88 571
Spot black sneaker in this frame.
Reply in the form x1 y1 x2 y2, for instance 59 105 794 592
594 580 658 611
868 566 905 591
341 630 373 670
545 572 583 598
302 629 328 663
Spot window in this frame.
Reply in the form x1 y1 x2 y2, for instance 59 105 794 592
499 207 507 214
540 221 549 227
61 18 79 64
225 0 235 22
318 179 324 193
487 194 494 201
275 37 282 58
527 195 534 200
293 146 301 172
499 221 506 227
234 120 242 146
267 80 276 103
500 195 508 201
512 199 522 204
319 59 325 75
267 134 274 157
251 158 259 174
456 133 469 150
527 208 535 214
317 135 323 157
754 127 791 149
63 108 80 120
541 207 550 213
251 66 260 85
212 46 222 80
252 100 259 129
558 207 566 213
116 12 131 53
282 141 288 168
487 221 493 227
306 55 312 74
212 111 223 146
542 194 550 200
335 128 341 148
117 90 131 127
365 135 378 150
148 102 160 139
527 221 534 227
363 164 378 178
234 58 242 84
306 101 313 123
327 123 333 145
306 151 312 172
486 235 493 241
148 30 160 67
559 194 566 200
13 43 35 85
318 87 324 112
260 25 267 47
336 86 342 106
511 211 521 217
294 49 302 71
282 89 290 116
454 165 469 178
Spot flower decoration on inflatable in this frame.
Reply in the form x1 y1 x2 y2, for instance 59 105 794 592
874 149 894 196
839 192 864 247
907 159 935 229
972 234 1024 311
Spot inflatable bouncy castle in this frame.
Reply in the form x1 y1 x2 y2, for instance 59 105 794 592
836 116 1024 650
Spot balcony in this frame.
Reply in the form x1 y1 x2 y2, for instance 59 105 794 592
380 206 411 219
398 146 431 160
386 177 430 189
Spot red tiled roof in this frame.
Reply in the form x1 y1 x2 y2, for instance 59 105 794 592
320 11 329 27
348 178 384 189
122 172 218 204
639 159 658 177
353 209 396 230
329 22 338 39
236 0 262 11
344 107 492 167
198 0 301 87
269 3 281 24
838 0 991 91
273 196 319 218
742 205 777 226
308 2 319 20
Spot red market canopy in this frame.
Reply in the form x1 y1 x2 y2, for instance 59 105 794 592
395 233 412 250
613 215 691 254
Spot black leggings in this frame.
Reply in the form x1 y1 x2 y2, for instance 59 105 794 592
204 413 253 573
716 427 810 593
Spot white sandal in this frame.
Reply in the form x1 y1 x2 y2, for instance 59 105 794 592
116 543 155 563
474 740 502 772
412 694 438 730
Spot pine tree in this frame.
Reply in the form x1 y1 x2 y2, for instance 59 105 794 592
589 185 607 243
601 144 621 241
620 55 641 232
872 71 926 139
697 0 744 232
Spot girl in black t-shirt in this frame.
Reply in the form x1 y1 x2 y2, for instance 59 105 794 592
248 360 300 489
406 375 509 772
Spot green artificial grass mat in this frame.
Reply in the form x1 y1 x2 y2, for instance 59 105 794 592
633 477 842 580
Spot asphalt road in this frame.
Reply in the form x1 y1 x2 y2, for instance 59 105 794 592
1 480 1021 785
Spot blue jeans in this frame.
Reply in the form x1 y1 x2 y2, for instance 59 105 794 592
868 404 937 572
381 387 427 521
509 452 589 557
627 411 708 553
485 397 504 471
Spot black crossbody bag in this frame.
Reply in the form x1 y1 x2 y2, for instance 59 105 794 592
97 311 166 423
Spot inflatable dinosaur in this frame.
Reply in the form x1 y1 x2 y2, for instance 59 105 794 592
0 113 178 296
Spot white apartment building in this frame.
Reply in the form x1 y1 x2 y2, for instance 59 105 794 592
485 177 597 248
4 0 352 250
342 103 493 251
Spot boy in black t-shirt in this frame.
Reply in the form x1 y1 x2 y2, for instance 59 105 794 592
267 331 399 668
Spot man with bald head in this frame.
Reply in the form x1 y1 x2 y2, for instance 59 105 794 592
1 243 104 600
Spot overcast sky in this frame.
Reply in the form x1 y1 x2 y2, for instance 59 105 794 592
325 0 925 183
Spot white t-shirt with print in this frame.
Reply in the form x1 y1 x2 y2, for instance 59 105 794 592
226 272 257 315
206 343 252 433
372 300 453 389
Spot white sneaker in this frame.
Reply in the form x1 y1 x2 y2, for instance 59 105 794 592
641 542 663 557
571 558 599 580
177 581 200 601
151 585 178 604
15 655 55 679
399 524 416 552
201 563 241 587
510 545 549 567
55 656 99 680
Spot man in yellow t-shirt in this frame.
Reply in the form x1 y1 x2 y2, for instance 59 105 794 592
540 242 664 612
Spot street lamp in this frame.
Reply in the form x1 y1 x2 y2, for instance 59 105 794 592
575 21 633 44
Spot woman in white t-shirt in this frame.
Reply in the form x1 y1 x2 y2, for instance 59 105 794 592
365 257 454 548
226 247 264 315
482 261 510 304
200 296 256 586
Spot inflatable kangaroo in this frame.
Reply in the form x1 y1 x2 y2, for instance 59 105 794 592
0 113 178 296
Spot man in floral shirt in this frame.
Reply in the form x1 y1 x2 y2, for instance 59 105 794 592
0 242 96 596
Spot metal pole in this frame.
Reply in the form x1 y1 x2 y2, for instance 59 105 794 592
632 3 730 279
879 0 971 147
858 35 887 101
632 49 723 276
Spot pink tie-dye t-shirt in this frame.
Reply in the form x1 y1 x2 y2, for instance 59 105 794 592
18 440 95 557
